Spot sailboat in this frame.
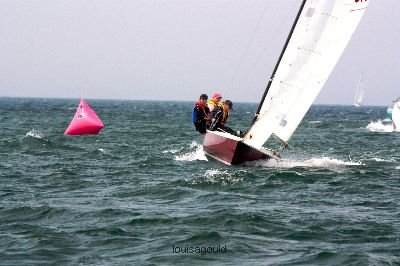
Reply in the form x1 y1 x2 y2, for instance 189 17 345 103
64 98 104 135
203 0 369 165
353 71 364 107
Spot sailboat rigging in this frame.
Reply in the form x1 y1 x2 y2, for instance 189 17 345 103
202 0 369 165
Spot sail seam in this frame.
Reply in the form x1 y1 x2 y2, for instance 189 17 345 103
298 47 322 55
351 7 367 12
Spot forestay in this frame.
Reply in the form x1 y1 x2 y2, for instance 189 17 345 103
243 0 369 149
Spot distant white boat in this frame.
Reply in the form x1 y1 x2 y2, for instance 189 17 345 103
390 97 400 131
353 71 364 107
387 102 393 120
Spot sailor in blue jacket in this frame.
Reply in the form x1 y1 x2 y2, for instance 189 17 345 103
192 94 210 134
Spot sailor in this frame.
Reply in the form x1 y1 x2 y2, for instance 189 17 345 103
207 93 223 112
192 94 210 134
209 99 239 136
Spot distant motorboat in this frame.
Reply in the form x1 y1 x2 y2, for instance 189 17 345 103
64 98 104 135
389 97 400 131
387 104 393 120
353 71 364 107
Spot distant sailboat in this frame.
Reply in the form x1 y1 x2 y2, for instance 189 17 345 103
64 98 104 135
353 71 364 107
202 0 369 165
389 97 400 131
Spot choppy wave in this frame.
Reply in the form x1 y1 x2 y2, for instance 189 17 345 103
187 169 245 185
162 149 180 154
174 141 207 162
2 99 400 265
253 156 362 169
23 129 47 140
369 157 395 163
17 129 51 148
366 120 394 132
98 148 107 154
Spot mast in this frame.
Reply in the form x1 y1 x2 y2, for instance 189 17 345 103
253 0 307 123
244 0 369 149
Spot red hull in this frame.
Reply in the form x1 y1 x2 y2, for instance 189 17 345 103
203 131 277 165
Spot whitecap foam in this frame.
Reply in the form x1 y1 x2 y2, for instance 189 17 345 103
203 169 243 184
370 157 395 163
98 148 108 155
308 120 321 124
253 156 362 169
162 149 180 154
187 169 244 185
366 120 393 133
175 141 207 162
25 129 45 139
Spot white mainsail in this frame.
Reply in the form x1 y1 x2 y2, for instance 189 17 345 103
353 71 364 107
243 0 369 149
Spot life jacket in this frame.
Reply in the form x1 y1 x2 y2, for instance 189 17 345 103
208 99 217 108
221 104 229 125
207 99 223 110
209 104 229 130
194 101 206 111
192 101 209 123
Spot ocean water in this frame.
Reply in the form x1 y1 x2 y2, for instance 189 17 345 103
0 97 399 265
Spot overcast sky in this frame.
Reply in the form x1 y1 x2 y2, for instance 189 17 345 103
0 0 398 105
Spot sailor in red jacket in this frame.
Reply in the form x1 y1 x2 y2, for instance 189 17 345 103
192 94 210 134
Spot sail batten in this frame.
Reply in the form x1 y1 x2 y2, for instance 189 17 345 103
244 0 368 149
253 0 307 123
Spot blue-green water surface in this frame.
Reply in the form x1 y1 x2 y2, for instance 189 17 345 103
0 97 399 265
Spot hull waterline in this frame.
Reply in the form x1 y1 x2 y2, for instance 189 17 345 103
203 130 278 165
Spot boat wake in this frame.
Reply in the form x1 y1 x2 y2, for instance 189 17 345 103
251 156 362 169
174 141 207 162
366 120 393 132
369 157 395 163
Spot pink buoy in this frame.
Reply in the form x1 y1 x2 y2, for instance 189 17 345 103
64 98 104 135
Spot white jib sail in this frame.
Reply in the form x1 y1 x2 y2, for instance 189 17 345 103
243 0 369 149
353 72 364 106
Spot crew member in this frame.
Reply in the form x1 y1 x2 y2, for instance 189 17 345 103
209 100 237 135
207 93 223 112
192 94 210 134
